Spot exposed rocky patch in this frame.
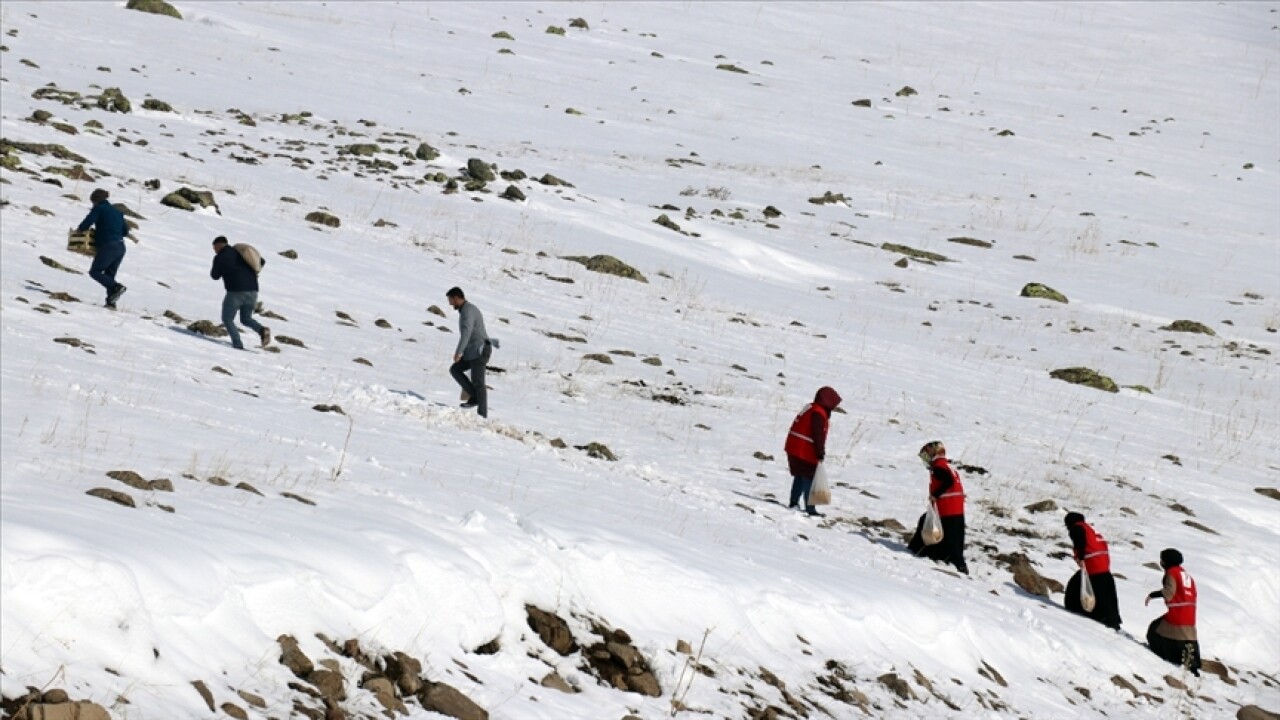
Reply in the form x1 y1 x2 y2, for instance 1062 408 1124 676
1050 367 1119 393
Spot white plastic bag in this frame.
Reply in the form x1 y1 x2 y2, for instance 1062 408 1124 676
922 502 944 546
809 464 832 505
1080 568 1097 612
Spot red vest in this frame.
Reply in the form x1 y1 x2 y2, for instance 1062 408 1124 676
1074 521 1111 575
784 404 828 464
929 458 964 517
1165 566 1197 627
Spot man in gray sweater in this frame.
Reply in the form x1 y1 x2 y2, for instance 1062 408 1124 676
446 287 493 417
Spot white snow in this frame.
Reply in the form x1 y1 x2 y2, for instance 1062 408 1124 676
1 1 1278 718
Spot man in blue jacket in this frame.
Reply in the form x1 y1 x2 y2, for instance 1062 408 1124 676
74 188 129 307
446 286 493 417
211 236 270 350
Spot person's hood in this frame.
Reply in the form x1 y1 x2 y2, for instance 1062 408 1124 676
1064 511 1085 527
814 386 842 412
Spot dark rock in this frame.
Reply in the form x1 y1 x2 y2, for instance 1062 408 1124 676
126 0 182 19
142 98 174 112
561 254 647 283
86 487 135 508
1255 488 1280 501
187 320 228 338
1021 283 1068 303
1010 555 1051 597
282 492 316 506
420 682 489 720
1050 367 1118 393
851 99 872 107
1024 499 1057 513
877 672 915 700
537 173 573 187
466 158 496 182
500 185 525 201
583 353 613 365
279 249 298 259
279 634 315 678
896 86 917 97
1160 320 1215 336
576 442 617 461
305 211 341 228
948 236 992 248
385 651 424 697
415 142 439 161
1237 705 1280 720
96 87 132 113
569 17 589 29
539 672 575 693
526 606 577 655
221 702 249 720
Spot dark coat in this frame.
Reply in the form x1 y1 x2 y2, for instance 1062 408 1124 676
76 201 128 247
211 246 262 292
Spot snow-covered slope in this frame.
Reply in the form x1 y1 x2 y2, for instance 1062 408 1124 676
2 2 1278 718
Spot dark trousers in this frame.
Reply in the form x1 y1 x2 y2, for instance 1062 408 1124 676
1146 618 1201 675
450 343 492 417
89 243 126 296
1065 571 1122 629
908 513 968 574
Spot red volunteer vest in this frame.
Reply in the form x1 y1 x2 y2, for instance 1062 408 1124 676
1165 566 1197 627
929 458 964 517
1075 521 1111 575
784 404 828 464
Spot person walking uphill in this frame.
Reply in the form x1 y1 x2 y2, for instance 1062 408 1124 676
907 441 969 574
74 188 129 308
447 287 496 418
210 236 270 350
783 386 842 517
1063 511 1122 630
1145 548 1202 675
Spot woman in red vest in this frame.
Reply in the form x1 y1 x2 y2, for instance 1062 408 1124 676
783 386 842 517
1062 512 1122 630
1145 548 1201 675
906 441 969 574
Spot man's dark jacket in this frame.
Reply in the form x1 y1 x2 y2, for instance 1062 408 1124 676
76 202 128 247
211 246 262 292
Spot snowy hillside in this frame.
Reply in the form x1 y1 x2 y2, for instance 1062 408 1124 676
2 2 1278 719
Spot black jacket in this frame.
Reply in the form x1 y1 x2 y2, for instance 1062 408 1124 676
211 246 262 292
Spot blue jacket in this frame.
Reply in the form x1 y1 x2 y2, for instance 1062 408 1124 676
211 246 262 292
76 201 128 247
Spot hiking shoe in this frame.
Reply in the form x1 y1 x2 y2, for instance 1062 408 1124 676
106 284 127 305
806 509 825 518
259 327 271 348
460 400 479 409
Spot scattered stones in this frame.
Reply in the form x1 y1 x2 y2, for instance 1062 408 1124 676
583 625 661 697
583 353 614 365
561 254 648 283
1049 367 1118 393
282 492 316 506
312 404 344 415
1160 320 1215 336
716 63 749 74
305 210 341 228
569 17 590 29
851 99 873 107
279 249 299 259
86 487 135 508
500 185 525 201
126 0 182 19
141 98 174 112
275 335 306 348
